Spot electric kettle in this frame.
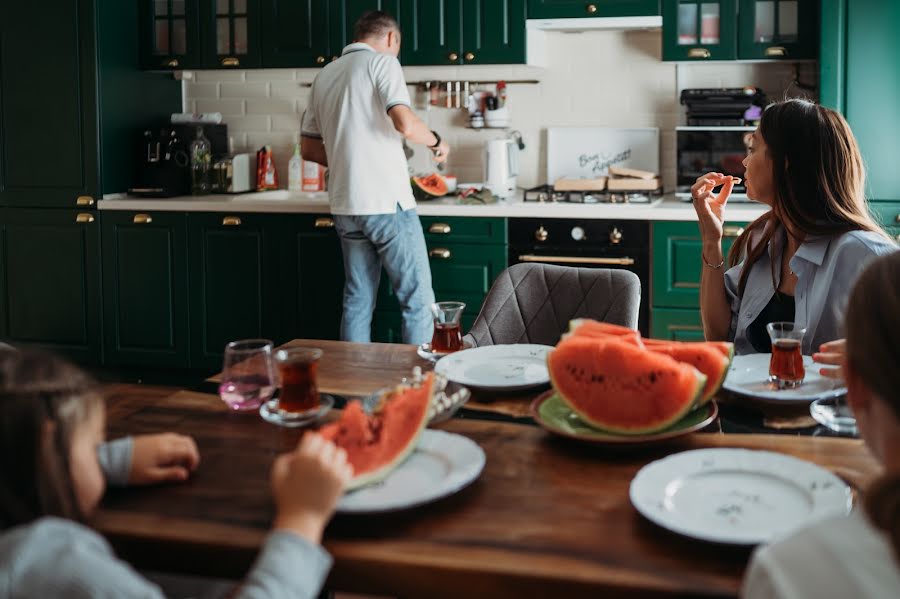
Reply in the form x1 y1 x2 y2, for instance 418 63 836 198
484 138 519 199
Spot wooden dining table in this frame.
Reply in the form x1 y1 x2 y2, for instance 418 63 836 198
97 340 882 598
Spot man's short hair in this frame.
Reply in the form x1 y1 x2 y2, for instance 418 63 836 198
353 10 399 41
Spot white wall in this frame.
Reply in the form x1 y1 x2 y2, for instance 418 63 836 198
184 29 817 192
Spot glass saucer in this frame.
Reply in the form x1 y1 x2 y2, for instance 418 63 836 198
810 395 857 436
416 340 473 362
260 394 334 428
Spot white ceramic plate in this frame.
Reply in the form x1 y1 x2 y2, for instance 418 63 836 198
337 430 485 514
630 448 852 545
722 353 846 404
434 344 553 391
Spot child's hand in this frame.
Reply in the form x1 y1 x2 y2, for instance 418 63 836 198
129 433 200 485
813 339 847 379
271 433 353 544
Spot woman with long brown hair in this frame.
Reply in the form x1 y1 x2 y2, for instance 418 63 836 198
692 99 896 354
742 251 900 597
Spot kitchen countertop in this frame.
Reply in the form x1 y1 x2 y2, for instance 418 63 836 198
98 190 770 222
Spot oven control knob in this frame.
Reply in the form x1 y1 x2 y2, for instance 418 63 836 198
535 226 549 242
609 227 623 245
571 226 586 241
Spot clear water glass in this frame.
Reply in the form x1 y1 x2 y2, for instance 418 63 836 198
219 339 276 411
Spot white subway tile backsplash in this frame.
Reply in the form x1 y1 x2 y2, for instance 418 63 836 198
226 115 270 132
271 80 311 98
270 114 302 133
196 98 244 116
247 97 297 114
193 70 246 83
185 82 219 98
221 81 270 98
246 69 296 81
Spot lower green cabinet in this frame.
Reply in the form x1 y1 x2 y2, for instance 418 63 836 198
188 213 283 370
650 308 706 341
0 209 101 364
102 212 189 367
283 215 345 342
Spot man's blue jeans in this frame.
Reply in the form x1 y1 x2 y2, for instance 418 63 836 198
333 206 435 345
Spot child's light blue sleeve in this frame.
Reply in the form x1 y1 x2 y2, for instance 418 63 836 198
236 531 333 599
97 437 133 487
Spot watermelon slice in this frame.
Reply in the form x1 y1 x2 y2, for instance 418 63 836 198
638 342 731 405
566 318 644 347
547 336 706 435
320 372 434 490
643 337 734 360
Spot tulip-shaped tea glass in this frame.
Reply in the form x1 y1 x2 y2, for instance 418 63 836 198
218 339 277 411
767 322 806 389
431 301 466 354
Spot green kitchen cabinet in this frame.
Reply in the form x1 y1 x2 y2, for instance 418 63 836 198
527 0 659 19
139 0 204 70
737 0 817 60
188 213 283 370
870 202 900 239
650 308 707 342
461 0 527 64
821 0 900 204
283 215 346 342
261 0 332 67
397 0 463 65
331 1 401 55
206 0 262 68
652 220 747 309
0 209 101 364
663 0 737 61
102 212 190 368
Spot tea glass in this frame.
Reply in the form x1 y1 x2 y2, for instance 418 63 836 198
218 339 277 411
431 301 466 354
766 322 807 389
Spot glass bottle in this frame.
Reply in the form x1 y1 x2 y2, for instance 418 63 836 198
190 126 211 195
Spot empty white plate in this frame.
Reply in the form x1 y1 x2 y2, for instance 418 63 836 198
630 448 852 545
722 353 846 404
434 344 553 391
337 430 485 514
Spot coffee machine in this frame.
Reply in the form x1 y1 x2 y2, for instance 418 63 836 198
130 124 228 197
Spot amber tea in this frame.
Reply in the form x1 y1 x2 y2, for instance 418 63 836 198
275 347 322 413
431 322 463 353
766 322 807 389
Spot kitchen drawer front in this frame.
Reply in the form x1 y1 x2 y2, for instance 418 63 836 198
652 220 747 309
420 216 507 245
650 308 706 342
870 202 900 232
372 310 477 344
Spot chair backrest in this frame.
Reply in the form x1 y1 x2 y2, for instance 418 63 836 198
463 263 641 347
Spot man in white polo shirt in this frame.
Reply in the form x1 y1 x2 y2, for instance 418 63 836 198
300 10 449 345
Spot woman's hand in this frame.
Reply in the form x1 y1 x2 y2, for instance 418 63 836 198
271 433 353 545
691 172 740 245
129 433 200 485
813 339 846 379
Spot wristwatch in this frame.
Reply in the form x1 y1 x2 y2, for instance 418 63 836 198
428 130 442 149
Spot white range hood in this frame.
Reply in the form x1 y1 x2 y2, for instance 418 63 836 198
526 15 662 66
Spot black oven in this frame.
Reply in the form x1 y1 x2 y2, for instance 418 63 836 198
676 126 752 201
508 218 650 336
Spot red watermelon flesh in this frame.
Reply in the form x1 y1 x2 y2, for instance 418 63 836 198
567 318 644 347
319 372 433 490
643 337 734 360
638 342 731 405
548 336 706 435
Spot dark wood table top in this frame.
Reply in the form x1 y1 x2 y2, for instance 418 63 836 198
96 340 882 598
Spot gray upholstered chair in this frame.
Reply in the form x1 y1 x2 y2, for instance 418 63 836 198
462 263 641 348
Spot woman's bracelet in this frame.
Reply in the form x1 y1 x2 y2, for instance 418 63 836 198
701 253 725 269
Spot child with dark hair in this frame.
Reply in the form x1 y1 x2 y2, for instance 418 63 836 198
742 251 900 597
0 349 351 597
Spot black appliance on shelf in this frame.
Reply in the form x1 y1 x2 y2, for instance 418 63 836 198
129 123 229 197
523 185 662 204
680 87 768 126
508 218 650 336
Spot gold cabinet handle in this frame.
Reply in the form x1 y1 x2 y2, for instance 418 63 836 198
165 58 179 68
76 195 95 206
723 226 745 238
448 52 459 62
133 213 153 224
221 57 240 67
688 48 712 59
535 226 548 242
429 248 451 259
222 216 242 226
518 255 635 266
75 213 95 224
428 223 451 234
464 52 475 62
586 3 598 14
314 217 334 228
765 46 787 57
316 56 326 65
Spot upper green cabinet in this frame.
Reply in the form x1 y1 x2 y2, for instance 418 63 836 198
663 0 817 61
663 0 737 61
737 0 817 60
207 0 262 68
332 1 401 55
462 0 527 64
140 0 204 70
527 0 659 19
397 0 463 65
261 0 331 67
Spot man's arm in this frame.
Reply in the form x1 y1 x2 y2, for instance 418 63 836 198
300 136 328 168
388 105 449 161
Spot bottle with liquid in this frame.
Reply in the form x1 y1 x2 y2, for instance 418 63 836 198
288 143 303 191
189 126 211 195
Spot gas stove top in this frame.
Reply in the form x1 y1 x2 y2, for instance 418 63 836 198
523 185 662 204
